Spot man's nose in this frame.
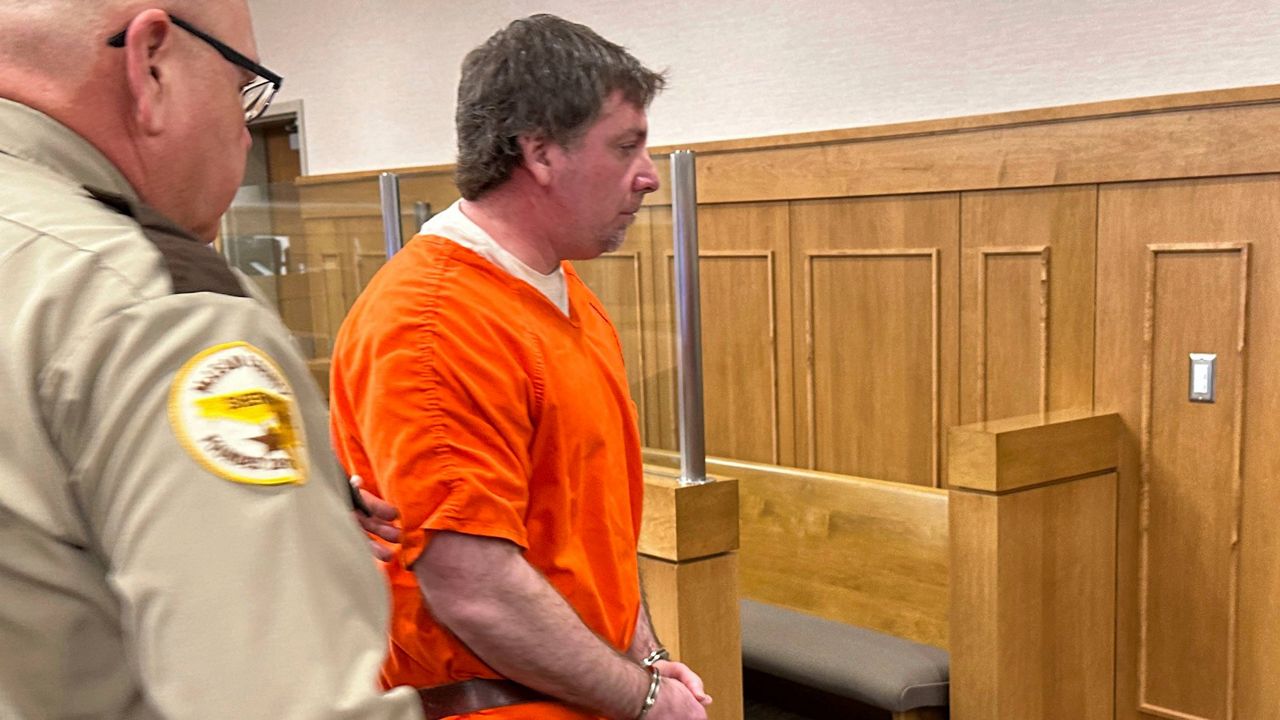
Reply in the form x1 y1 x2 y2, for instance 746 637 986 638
634 153 660 194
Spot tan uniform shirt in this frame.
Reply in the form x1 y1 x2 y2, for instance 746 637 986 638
0 98 421 720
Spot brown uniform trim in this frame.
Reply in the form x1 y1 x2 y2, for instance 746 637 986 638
84 187 247 298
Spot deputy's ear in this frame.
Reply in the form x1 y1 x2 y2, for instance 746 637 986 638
517 132 554 187
121 9 178 136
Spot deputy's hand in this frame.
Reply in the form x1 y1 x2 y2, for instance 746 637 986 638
647 676 708 720
654 660 712 706
351 475 400 562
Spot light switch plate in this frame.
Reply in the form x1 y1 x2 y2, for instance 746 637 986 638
1189 353 1216 403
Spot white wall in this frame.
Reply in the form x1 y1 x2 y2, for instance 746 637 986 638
247 0 1280 177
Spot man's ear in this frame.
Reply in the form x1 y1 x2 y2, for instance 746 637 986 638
121 9 178 136
517 132 555 187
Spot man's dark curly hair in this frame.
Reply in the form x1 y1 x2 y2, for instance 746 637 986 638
454 14 666 200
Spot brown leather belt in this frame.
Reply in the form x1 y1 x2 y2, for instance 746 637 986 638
417 678 551 719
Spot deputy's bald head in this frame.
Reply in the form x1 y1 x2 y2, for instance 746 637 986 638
0 1 228 82
0 0 260 242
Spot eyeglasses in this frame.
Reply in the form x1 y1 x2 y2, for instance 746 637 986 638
107 14 283 123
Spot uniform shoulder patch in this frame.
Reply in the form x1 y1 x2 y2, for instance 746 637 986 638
168 342 308 485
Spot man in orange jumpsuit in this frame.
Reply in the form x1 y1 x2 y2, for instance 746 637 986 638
329 14 712 720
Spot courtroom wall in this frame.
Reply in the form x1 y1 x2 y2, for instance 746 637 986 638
247 0 1280 176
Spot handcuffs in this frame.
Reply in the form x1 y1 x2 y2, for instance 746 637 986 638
634 648 670 719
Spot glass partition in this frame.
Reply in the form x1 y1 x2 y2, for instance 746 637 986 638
221 181 392 389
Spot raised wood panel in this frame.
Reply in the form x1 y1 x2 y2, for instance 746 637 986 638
807 250 937 485
978 249 1048 421
1096 176 1277 720
691 253 779 463
960 186 1097 426
652 203 794 465
1139 247 1247 720
789 195 959 487
694 104 1280 204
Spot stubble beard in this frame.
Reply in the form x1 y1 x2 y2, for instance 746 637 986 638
603 227 628 254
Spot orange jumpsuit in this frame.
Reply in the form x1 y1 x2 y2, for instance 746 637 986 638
330 234 645 720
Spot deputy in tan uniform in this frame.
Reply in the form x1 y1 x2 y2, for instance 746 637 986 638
0 2 421 718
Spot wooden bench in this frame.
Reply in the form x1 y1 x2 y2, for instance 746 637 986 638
644 451 950 720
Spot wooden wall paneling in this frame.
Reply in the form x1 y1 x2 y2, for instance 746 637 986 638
276 271 316 355
397 172 463 219
648 86 1280 157
789 195 959 487
573 210 656 445
644 207 677 450
292 217 349 359
334 216 390 303
644 208 672 449
1236 202 1280 719
959 186 1097 425
978 246 1049 421
691 104 1280 205
295 87 1280 200
1139 244 1247 720
1096 176 1276 720
643 154 672 207
652 203 794 466
297 177 382 220
1096 188 1149 720
397 171 461 244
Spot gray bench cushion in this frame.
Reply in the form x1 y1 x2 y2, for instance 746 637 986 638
740 599 949 712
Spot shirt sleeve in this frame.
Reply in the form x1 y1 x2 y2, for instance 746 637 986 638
40 291 422 720
338 279 540 568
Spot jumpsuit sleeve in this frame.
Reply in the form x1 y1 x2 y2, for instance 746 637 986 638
38 290 422 720
336 280 539 569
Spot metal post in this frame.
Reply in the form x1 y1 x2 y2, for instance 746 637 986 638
413 201 433 232
671 150 708 486
378 172 403 258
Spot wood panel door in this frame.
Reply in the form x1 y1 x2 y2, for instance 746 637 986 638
1097 175 1280 720
959 186 1097 426
789 194 959 487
